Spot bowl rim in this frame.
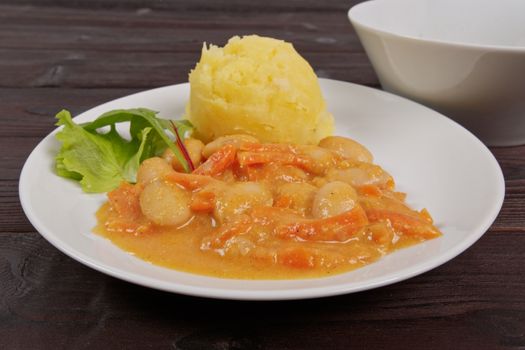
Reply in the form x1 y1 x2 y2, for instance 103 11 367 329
348 0 525 53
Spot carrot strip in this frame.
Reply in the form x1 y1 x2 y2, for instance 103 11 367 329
275 205 369 242
274 195 293 208
190 191 216 212
237 151 307 168
202 216 252 249
365 208 441 239
193 144 236 176
240 142 297 153
357 185 382 197
164 172 216 190
107 182 143 219
277 247 315 269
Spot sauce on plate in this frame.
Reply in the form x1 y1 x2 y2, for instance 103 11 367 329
95 135 441 279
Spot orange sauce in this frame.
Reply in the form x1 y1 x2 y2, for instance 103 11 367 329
94 136 441 279
95 205 373 279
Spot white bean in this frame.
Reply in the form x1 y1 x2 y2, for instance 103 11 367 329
136 157 174 185
275 182 317 215
214 182 272 223
258 163 308 185
312 181 358 218
319 136 373 163
326 164 393 188
297 145 337 175
139 180 192 226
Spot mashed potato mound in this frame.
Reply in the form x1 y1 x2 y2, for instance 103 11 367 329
186 35 334 144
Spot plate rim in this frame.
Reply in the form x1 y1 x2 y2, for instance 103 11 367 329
19 78 505 300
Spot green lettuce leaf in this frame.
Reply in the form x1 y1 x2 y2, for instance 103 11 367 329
82 108 193 171
54 108 193 193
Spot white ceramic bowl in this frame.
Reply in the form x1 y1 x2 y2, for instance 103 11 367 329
348 0 525 146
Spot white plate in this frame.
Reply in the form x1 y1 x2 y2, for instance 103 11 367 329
19 79 505 300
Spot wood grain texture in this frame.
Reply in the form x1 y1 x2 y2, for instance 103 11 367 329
0 4 375 89
1 1 524 349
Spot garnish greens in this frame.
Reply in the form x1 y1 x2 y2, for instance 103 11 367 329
54 108 194 193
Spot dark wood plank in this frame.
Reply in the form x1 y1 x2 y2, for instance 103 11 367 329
0 5 376 89
0 88 137 138
0 49 375 89
0 0 357 12
0 4 362 53
0 20 360 54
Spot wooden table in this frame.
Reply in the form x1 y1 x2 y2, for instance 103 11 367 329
2 1 524 349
